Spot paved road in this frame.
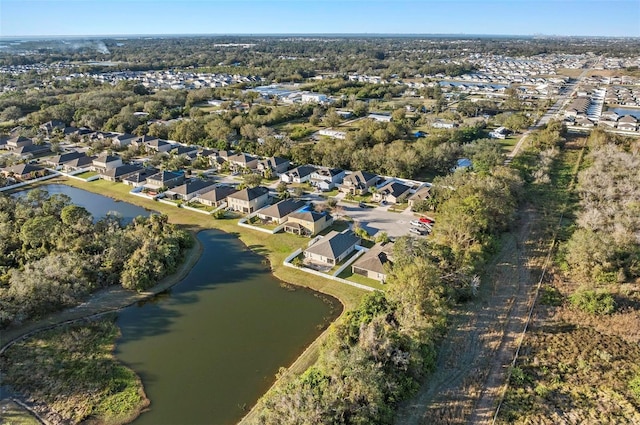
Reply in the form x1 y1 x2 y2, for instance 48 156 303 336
336 202 414 238
507 57 600 161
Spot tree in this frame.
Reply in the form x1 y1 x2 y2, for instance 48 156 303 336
0 106 22 122
243 173 263 188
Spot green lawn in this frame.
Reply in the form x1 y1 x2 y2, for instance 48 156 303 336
74 171 98 179
185 201 214 212
318 189 340 198
387 202 409 213
337 268 386 291
498 135 521 153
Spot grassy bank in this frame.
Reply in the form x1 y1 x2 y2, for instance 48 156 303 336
55 177 367 311
0 317 149 425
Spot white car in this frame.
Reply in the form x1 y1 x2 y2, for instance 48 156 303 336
410 220 422 227
409 227 424 235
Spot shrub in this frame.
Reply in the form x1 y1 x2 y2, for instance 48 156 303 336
569 289 616 315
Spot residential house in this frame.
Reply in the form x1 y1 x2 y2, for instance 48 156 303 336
489 126 510 139
431 119 457 129
280 165 317 184
39 120 66 135
12 144 51 158
372 181 412 204
92 155 123 172
301 93 329 103
304 231 360 266
339 171 379 195
564 97 590 117
226 186 270 213
310 168 345 191
351 243 394 283
145 170 185 190
111 133 138 148
600 111 619 122
408 185 432 210
618 115 638 131
172 145 199 157
1 163 46 181
318 129 346 139
6 136 33 150
45 151 86 167
367 113 392 122
61 155 95 172
257 156 290 176
195 185 238 207
122 167 159 187
100 164 144 182
227 152 260 171
284 210 333 236
575 117 595 127
256 199 306 224
164 179 217 201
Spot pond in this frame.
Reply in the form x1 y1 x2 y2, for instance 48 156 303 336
20 184 340 424
116 230 340 424
15 184 151 224
607 107 640 119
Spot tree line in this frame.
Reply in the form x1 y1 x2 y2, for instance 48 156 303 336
0 189 192 327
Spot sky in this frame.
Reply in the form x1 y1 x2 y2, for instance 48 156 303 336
1 0 639 38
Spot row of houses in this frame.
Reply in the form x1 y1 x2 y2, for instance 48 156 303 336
597 112 639 132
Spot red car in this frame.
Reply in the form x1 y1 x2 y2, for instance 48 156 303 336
419 217 434 224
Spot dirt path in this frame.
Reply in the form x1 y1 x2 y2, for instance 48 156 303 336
395 207 545 425
0 236 203 355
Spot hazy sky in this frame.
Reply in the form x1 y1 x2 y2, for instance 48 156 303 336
1 0 639 37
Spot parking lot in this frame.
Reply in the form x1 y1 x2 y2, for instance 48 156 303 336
336 202 417 238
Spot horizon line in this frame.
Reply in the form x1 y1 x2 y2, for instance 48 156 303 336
1 32 638 39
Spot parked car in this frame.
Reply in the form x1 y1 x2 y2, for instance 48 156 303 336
419 217 434 224
410 220 422 227
409 227 424 235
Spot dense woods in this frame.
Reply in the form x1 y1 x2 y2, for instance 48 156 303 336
0 189 192 327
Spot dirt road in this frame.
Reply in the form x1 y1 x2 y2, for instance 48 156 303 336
395 207 545 425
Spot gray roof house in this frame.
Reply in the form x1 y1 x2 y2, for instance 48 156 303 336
145 170 185 190
257 156 290 176
280 165 317 184
310 168 345 191
195 186 239 207
256 199 306 224
61 155 95 171
339 171 379 195
227 152 260 170
164 179 217 201
111 133 138 148
226 186 270 214
100 164 144 182
284 210 333 236
408 185 432 210
304 231 360 266
372 181 412 204
45 151 86 167
122 167 160 187
351 243 394 283
92 155 122 171
2 163 46 181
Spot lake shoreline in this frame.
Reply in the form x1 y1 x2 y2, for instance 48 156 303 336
1 177 360 424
